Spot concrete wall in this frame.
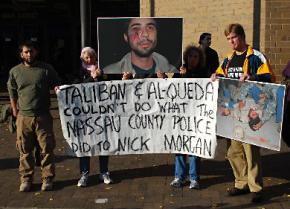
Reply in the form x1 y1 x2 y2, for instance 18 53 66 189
140 0 290 82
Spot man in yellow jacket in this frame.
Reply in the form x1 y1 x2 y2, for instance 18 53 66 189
212 23 272 203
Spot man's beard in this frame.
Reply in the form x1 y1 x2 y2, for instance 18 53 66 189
130 40 157 57
132 47 155 57
23 58 36 65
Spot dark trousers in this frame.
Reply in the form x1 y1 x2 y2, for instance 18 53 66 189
79 156 109 175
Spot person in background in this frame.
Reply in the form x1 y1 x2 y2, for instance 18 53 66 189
281 60 290 147
211 23 272 203
76 47 113 187
7 40 61 192
170 45 206 189
199 32 219 77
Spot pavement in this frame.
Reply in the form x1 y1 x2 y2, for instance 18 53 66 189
0 91 290 209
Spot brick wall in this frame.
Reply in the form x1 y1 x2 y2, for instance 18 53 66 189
140 0 290 82
140 0 253 67
264 0 290 82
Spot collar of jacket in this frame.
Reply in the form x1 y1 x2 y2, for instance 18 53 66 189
224 45 253 75
226 45 253 60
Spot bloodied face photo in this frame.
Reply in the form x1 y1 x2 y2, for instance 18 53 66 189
98 17 183 74
217 78 285 151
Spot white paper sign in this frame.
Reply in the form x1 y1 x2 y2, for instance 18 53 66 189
57 78 219 158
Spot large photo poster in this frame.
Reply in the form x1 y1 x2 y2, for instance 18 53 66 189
57 78 218 159
98 17 183 74
217 78 286 151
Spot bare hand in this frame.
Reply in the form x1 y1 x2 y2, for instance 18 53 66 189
122 72 132 80
239 74 250 82
179 66 187 75
12 107 18 118
91 68 102 79
210 73 217 81
54 86 60 92
156 71 166 78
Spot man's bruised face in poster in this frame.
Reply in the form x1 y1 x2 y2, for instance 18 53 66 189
124 18 157 57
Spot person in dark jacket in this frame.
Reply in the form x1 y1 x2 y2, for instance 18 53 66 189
199 33 219 77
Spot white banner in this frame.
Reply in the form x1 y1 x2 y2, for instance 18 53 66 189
57 78 219 158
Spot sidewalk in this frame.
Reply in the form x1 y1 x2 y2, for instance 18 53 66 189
0 93 289 209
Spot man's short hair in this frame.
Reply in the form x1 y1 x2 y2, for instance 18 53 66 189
199 32 211 44
224 23 246 40
123 17 157 35
18 40 38 53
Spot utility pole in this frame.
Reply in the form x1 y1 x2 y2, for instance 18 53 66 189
80 0 91 48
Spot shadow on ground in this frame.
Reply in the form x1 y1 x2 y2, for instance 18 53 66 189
0 155 73 170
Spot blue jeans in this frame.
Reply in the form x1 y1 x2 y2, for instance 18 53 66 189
79 156 109 175
174 154 200 181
